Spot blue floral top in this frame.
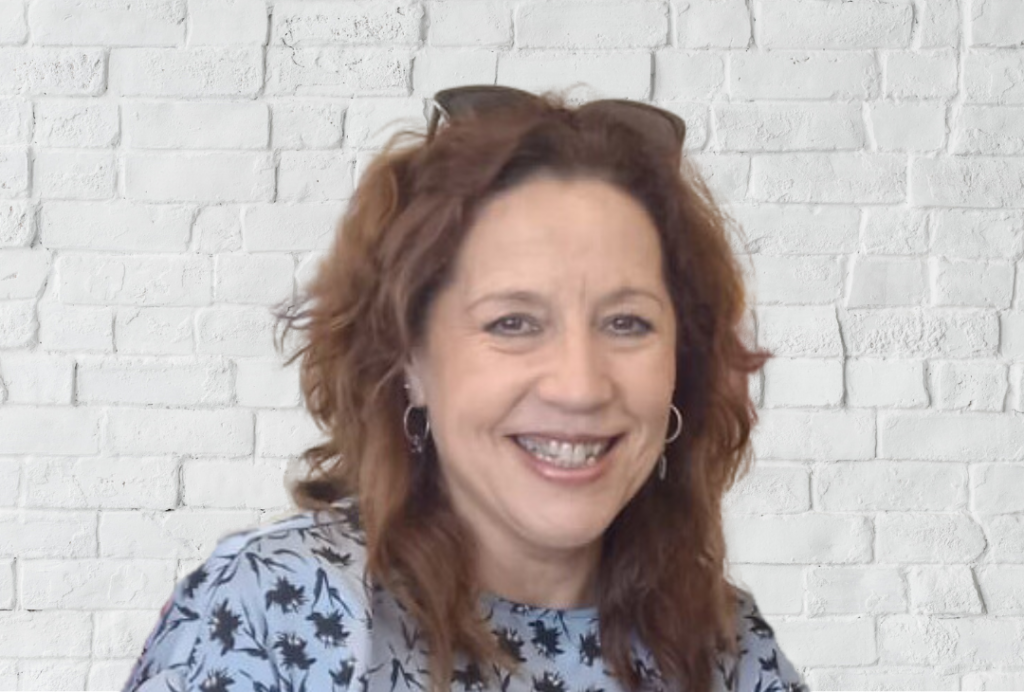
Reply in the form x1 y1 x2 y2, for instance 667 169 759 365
123 500 807 692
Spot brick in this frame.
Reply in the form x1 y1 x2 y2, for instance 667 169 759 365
23 456 177 509
29 0 184 45
919 0 960 48
0 299 34 347
1006 312 1024 358
931 258 1014 308
0 352 72 403
653 51 724 100
725 513 872 564
847 257 926 307
256 408 325 457
723 463 809 514
59 254 211 306
688 153 748 201
196 305 277 356
497 52 650 100
817 461 966 511
871 101 946 151
715 102 863 152
760 0 912 48
0 49 105 95
877 513 986 562
771 618 876 666
881 411 1024 460
879 615 1024 668
278 150 356 202
93 610 159 658
193 205 242 253
182 457 291 509
932 209 1024 259
977 566 1024 615
806 566 906 615
107 407 254 455
109 47 262 97
884 49 958 99
266 47 411 96
756 305 842 357
0 200 33 246
115 307 193 354
516 2 666 49
33 149 115 199
0 660 12 687
972 464 1024 514
0 509 96 558
1013 363 1024 413
0 1 27 44
971 0 1024 46
809 668 958 691
89 661 137 691
0 406 99 455
0 98 31 143
953 106 1024 155
753 409 875 460
963 672 1024 691
411 49 498 97
0 459 19 506
965 51 1024 104
125 152 274 203
235 358 301 407
20 659 89 689
840 309 998 357
751 153 905 204
0 146 28 197
99 509 257 558
77 357 232 405
428 0 509 46
0 249 49 299
762 357 843 407
846 359 928 408
731 51 880 101
730 205 859 255
21 559 176 609
861 207 928 255
242 203 343 251
214 253 293 304
272 0 420 46
675 0 749 48
726 565 804 615
916 156 1024 208
33 99 118 147
41 201 192 252
0 612 91 657
124 101 268 149
343 97 427 149
908 565 982 615
270 100 344 149
983 515 1024 563
189 0 268 45
933 360 1007 411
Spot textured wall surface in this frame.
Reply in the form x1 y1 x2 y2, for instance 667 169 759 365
0 0 1023 689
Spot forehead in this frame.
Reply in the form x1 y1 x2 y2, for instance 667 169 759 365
451 175 665 293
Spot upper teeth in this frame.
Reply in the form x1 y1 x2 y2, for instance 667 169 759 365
514 436 612 468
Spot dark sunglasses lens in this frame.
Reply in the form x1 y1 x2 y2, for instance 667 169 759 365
585 102 686 153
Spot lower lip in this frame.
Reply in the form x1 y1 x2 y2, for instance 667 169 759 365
510 438 616 484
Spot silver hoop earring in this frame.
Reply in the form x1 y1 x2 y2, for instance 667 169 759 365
666 403 683 444
403 404 431 454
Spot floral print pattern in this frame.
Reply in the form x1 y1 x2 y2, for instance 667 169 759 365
123 500 808 692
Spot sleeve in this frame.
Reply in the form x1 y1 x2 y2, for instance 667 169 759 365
729 591 808 692
121 534 285 692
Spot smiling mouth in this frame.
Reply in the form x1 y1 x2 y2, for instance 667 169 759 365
511 435 620 469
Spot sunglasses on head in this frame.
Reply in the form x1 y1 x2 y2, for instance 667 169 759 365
426 85 687 165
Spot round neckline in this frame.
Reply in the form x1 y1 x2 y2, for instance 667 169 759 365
479 590 599 620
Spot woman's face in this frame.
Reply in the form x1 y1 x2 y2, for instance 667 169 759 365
406 174 677 573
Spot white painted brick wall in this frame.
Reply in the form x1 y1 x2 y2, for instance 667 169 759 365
0 1 1022 689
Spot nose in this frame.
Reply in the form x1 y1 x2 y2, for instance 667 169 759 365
535 324 614 411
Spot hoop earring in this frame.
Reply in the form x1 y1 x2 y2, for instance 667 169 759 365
403 404 431 454
658 404 684 481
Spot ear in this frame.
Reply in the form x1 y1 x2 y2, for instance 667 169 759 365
403 355 428 407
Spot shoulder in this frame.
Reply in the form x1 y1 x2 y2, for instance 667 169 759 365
718 588 808 692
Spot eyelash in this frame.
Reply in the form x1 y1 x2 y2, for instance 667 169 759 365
484 314 654 337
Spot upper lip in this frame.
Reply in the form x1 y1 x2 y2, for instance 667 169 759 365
511 433 620 443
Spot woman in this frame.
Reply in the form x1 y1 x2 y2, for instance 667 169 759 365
123 85 805 692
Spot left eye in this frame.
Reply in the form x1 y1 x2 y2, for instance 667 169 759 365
606 315 653 335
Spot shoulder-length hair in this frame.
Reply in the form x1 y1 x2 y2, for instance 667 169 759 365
279 89 769 692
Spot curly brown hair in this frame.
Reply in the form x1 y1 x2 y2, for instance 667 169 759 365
278 89 769 692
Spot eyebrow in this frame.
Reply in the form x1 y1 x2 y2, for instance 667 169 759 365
468 287 667 312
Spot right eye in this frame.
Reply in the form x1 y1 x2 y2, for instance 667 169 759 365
485 314 540 336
